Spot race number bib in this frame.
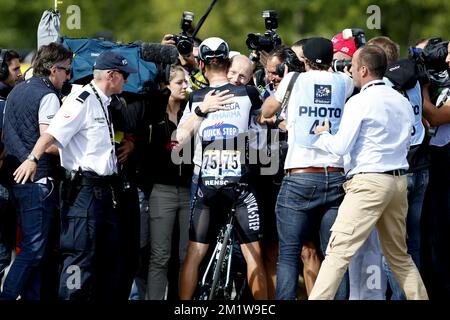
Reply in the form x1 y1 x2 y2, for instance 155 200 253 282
201 150 242 179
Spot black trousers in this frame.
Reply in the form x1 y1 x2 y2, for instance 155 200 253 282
58 183 121 301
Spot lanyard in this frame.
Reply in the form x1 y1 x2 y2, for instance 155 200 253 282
362 81 385 91
89 83 115 154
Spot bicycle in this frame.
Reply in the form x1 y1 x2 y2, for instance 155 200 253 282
195 183 251 301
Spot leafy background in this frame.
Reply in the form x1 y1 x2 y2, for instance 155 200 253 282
1 0 450 57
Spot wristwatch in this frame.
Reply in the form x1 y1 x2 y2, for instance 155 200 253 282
26 153 38 164
194 106 208 118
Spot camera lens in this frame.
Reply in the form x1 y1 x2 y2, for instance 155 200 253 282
177 38 193 56
332 59 352 72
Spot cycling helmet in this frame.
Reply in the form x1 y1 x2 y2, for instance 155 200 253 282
198 37 229 64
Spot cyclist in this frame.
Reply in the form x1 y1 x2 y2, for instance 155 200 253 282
176 37 268 300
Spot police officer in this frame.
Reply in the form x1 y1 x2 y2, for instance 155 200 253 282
0 43 72 300
13 50 137 301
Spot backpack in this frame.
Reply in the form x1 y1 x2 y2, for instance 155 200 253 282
60 37 158 94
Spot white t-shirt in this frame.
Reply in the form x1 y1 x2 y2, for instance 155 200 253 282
38 93 60 125
274 71 354 169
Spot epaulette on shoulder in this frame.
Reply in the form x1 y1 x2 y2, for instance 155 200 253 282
75 91 90 104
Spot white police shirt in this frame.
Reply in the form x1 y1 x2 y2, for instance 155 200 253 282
384 78 425 146
274 71 353 169
430 88 450 147
313 80 414 177
46 81 117 176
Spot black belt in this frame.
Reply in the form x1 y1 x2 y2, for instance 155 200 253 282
359 169 407 176
64 170 116 186
80 175 115 186
382 169 407 176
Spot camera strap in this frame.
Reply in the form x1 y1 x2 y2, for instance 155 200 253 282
274 72 300 127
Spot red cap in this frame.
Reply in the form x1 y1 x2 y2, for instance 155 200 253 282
331 33 357 57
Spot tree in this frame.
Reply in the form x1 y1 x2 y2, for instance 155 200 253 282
1 0 449 57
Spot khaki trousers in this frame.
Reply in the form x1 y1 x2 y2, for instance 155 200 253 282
309 173 428 300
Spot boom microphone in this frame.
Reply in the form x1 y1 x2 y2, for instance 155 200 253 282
139 42 179 65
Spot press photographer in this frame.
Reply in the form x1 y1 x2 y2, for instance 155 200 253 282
331 28 366 72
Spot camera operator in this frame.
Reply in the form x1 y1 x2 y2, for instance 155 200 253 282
261 37 353 300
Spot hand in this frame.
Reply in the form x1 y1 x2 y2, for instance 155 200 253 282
314 119 330 135
256 113 277 126
14 159 37 184
278 120 287 132
117 140 135 164
199 89 235 114
259 50 269 68
161 34 176 45
343 65 352 77
283 64 289 77
179 54 197 70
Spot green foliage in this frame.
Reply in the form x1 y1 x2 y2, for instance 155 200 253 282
1 0 450 57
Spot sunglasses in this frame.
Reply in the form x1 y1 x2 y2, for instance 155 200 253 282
55 66 71 75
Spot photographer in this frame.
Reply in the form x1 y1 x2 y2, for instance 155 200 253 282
262 37 353 300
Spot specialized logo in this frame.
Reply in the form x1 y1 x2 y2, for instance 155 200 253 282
202 123 239 141
314 84 332 104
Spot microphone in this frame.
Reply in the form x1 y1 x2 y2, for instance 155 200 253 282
139 42 179 65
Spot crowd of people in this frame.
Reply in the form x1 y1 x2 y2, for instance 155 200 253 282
0 25 449 301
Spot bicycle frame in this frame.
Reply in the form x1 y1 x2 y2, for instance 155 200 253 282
198 206 236 300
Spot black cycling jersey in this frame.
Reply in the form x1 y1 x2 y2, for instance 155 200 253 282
188 83 263 244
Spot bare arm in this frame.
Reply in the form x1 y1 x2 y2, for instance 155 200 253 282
261 95 282 119
39 124 59 155
13 132 55 184
176 90 234 145
422 84 450 126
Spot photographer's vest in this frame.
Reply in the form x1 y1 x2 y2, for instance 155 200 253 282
287 71 347 148
384 78 425 147
3 76 60 182
430 87 450 147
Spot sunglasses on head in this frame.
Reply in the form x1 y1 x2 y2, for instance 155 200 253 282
55 66 71 75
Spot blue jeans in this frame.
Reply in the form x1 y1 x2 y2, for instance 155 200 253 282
0 181 56 300
383 169 429 300
275 171 349 300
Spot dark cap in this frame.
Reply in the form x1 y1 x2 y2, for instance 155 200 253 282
303 37 334 65
93 50 137 73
